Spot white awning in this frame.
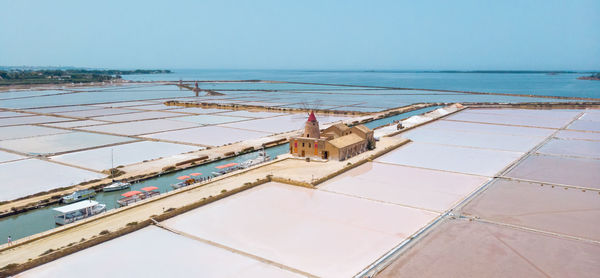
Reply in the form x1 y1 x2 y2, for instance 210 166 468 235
53 200 99 214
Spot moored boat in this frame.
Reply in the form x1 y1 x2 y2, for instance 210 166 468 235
117 186 160 207
211 162 240 176
53 200 106 225
61 189 96 204
240 148 272 168
102 181 131 192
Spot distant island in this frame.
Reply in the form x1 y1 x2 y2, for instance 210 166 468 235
577 73 600 81
0 69 170 86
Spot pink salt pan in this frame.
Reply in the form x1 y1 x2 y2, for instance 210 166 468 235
463 179 600 241
504 154 600 189
537 138 600 159
377 220 600 278
319 162 489 212
162 182 438 278
376 142 523 177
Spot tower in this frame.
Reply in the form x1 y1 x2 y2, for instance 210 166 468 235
303 111 320 138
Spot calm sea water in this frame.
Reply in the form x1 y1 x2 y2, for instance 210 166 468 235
125 70 600 99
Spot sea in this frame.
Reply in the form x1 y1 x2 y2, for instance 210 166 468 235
124 69 600 99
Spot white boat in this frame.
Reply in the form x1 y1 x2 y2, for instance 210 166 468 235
240 148 272 168
102 181 131 192
62 189 96 204
53 200 106 225
211 162 240 177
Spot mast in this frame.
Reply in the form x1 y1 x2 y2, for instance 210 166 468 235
111 148 114 181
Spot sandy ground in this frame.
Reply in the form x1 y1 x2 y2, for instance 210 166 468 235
0 136 407 268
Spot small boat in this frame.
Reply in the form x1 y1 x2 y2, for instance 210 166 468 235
102 148 131 192
171 181 187 189
53 200 106 225
117 186 160 207
171 178 196 189
102 181 131 192
117 190 143 207
62 189 96 204
211 162 239 176
240 148 272 168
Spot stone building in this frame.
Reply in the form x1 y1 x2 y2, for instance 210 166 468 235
289 112 375 161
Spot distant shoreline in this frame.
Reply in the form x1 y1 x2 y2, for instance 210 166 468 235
577 73 600 81
0 69 170 86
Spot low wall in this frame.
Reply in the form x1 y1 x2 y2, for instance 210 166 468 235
271 176 314 188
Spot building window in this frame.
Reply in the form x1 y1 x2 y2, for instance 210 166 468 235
309 143 311 148
302 142 305 147
307 134 309 137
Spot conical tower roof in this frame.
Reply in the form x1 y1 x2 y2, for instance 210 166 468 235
307 111 317 122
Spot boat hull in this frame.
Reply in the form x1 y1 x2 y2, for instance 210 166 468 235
102 184 130 192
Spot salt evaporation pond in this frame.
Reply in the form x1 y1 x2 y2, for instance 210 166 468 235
0 111 30 118
446 109 579 128
0 150 26 163
0 132 134 155
220 110 286 118
24 105 104 114
0 159 104 201
221 114 348 134
169 114 251 125
537 138 600 159
376 142 523 176
401 127 546 152
0 115 73 127
568 119 600 132
555 130 600 141
43 120 106 128
143 125 272 146
463 179 600 241
378 107 599 278
0 125 70 141
319 162 489 212
54 107 139 118
169 107 232 114
16 225 304 278
78 118 199 136
90 110 186 122
162 182 438 278
419 119 555 137
377 219 600 278
91 100 159 108
50 141 201 171
503 154 600 189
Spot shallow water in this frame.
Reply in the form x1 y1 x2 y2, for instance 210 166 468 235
125 70 600 99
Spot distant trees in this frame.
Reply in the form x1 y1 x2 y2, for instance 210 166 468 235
0 69 171 85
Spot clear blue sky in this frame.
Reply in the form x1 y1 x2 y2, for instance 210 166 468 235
1 0 599 70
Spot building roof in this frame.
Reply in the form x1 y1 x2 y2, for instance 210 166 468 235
53 200 99 213
307 111 317 122
352 124 371 133
326 123 350 133
328 134 365 148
